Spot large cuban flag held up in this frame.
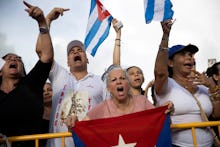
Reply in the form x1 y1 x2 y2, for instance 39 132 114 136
84 0 113 56
72 106 172 147
144 0 174 24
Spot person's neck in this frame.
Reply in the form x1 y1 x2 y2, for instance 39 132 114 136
173 74 197 94
0 78 20 93
130 87 142 95
43 106 51 120
112 95 133 113
71 70 88 80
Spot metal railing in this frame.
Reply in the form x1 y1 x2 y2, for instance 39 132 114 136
1 121 220 147
171 121 220 147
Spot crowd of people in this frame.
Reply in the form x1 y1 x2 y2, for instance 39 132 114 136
0 1 220 147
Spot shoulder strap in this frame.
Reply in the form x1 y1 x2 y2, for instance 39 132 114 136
192 94 220 145
192 94 208 121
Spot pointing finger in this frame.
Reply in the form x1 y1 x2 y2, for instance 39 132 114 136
23 1 33 8
61 8 70 16
63 8 70 12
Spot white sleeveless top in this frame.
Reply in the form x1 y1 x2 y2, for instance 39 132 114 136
156 78 213 147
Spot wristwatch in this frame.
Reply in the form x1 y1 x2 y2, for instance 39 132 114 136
39 27 49 34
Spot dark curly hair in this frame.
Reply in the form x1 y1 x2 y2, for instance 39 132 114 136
206 62 220 85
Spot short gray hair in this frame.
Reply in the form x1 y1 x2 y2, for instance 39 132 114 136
104 65 130 85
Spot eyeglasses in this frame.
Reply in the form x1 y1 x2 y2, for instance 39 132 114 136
4 55 22 62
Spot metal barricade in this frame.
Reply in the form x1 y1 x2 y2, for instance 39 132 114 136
1 121 220 147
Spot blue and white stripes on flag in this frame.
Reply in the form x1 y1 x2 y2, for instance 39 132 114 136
144 0 174 24
84 0 113 56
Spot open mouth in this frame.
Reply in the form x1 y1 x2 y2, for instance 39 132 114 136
184 63 193 68
117 86 124 92
134 78 141 82
74 56 82 61
9 63 17 69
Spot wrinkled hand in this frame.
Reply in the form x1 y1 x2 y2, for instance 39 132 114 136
63 114 78 131
23 1 45 24
46 8 70 25
163 101 174 114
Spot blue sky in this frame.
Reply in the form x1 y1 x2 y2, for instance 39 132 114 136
0 0 220 89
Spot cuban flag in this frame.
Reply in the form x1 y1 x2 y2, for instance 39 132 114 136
72 106 172 147
144 0 174 24
84 0 113 56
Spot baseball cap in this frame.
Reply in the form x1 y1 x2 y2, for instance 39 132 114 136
168 44 199 59
67 40 85 55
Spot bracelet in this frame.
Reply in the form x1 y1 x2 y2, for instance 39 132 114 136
162 38 169 41
159 45 169 51
210 91 220 101
39 26 49 34
209 85 219 93
115 39 121 41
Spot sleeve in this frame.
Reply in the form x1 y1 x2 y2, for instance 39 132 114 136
145 98 155 109
87 102 106 120
49 61 71 93
155 78 172 106
25 60 52 90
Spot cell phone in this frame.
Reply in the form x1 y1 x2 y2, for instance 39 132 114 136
114 21 123 30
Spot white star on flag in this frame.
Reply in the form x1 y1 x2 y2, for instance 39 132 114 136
84 0 113 56
112 134 137 147
100 5 106 13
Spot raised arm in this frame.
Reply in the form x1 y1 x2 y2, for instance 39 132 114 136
154 20 173 95
24 1 53 63
34 7 69 63
46 7 70 29
112 18 122 66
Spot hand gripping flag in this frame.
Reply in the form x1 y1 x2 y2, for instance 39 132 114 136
144 0 174 24
84 0 113 56
72 106 172 147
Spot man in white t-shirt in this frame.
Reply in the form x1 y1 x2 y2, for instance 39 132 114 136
36 8 107 147
47 40 106 147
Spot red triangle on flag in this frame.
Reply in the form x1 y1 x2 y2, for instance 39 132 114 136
96 0 111 21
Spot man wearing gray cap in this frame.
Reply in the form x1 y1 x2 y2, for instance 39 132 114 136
48 39 105 147
36 8 106 147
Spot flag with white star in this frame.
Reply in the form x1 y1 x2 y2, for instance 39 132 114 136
72 106 172 147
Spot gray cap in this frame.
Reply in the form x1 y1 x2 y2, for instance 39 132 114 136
67 40 85 55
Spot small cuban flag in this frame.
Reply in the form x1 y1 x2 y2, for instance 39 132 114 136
84 0 113 56
144 0 174 24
